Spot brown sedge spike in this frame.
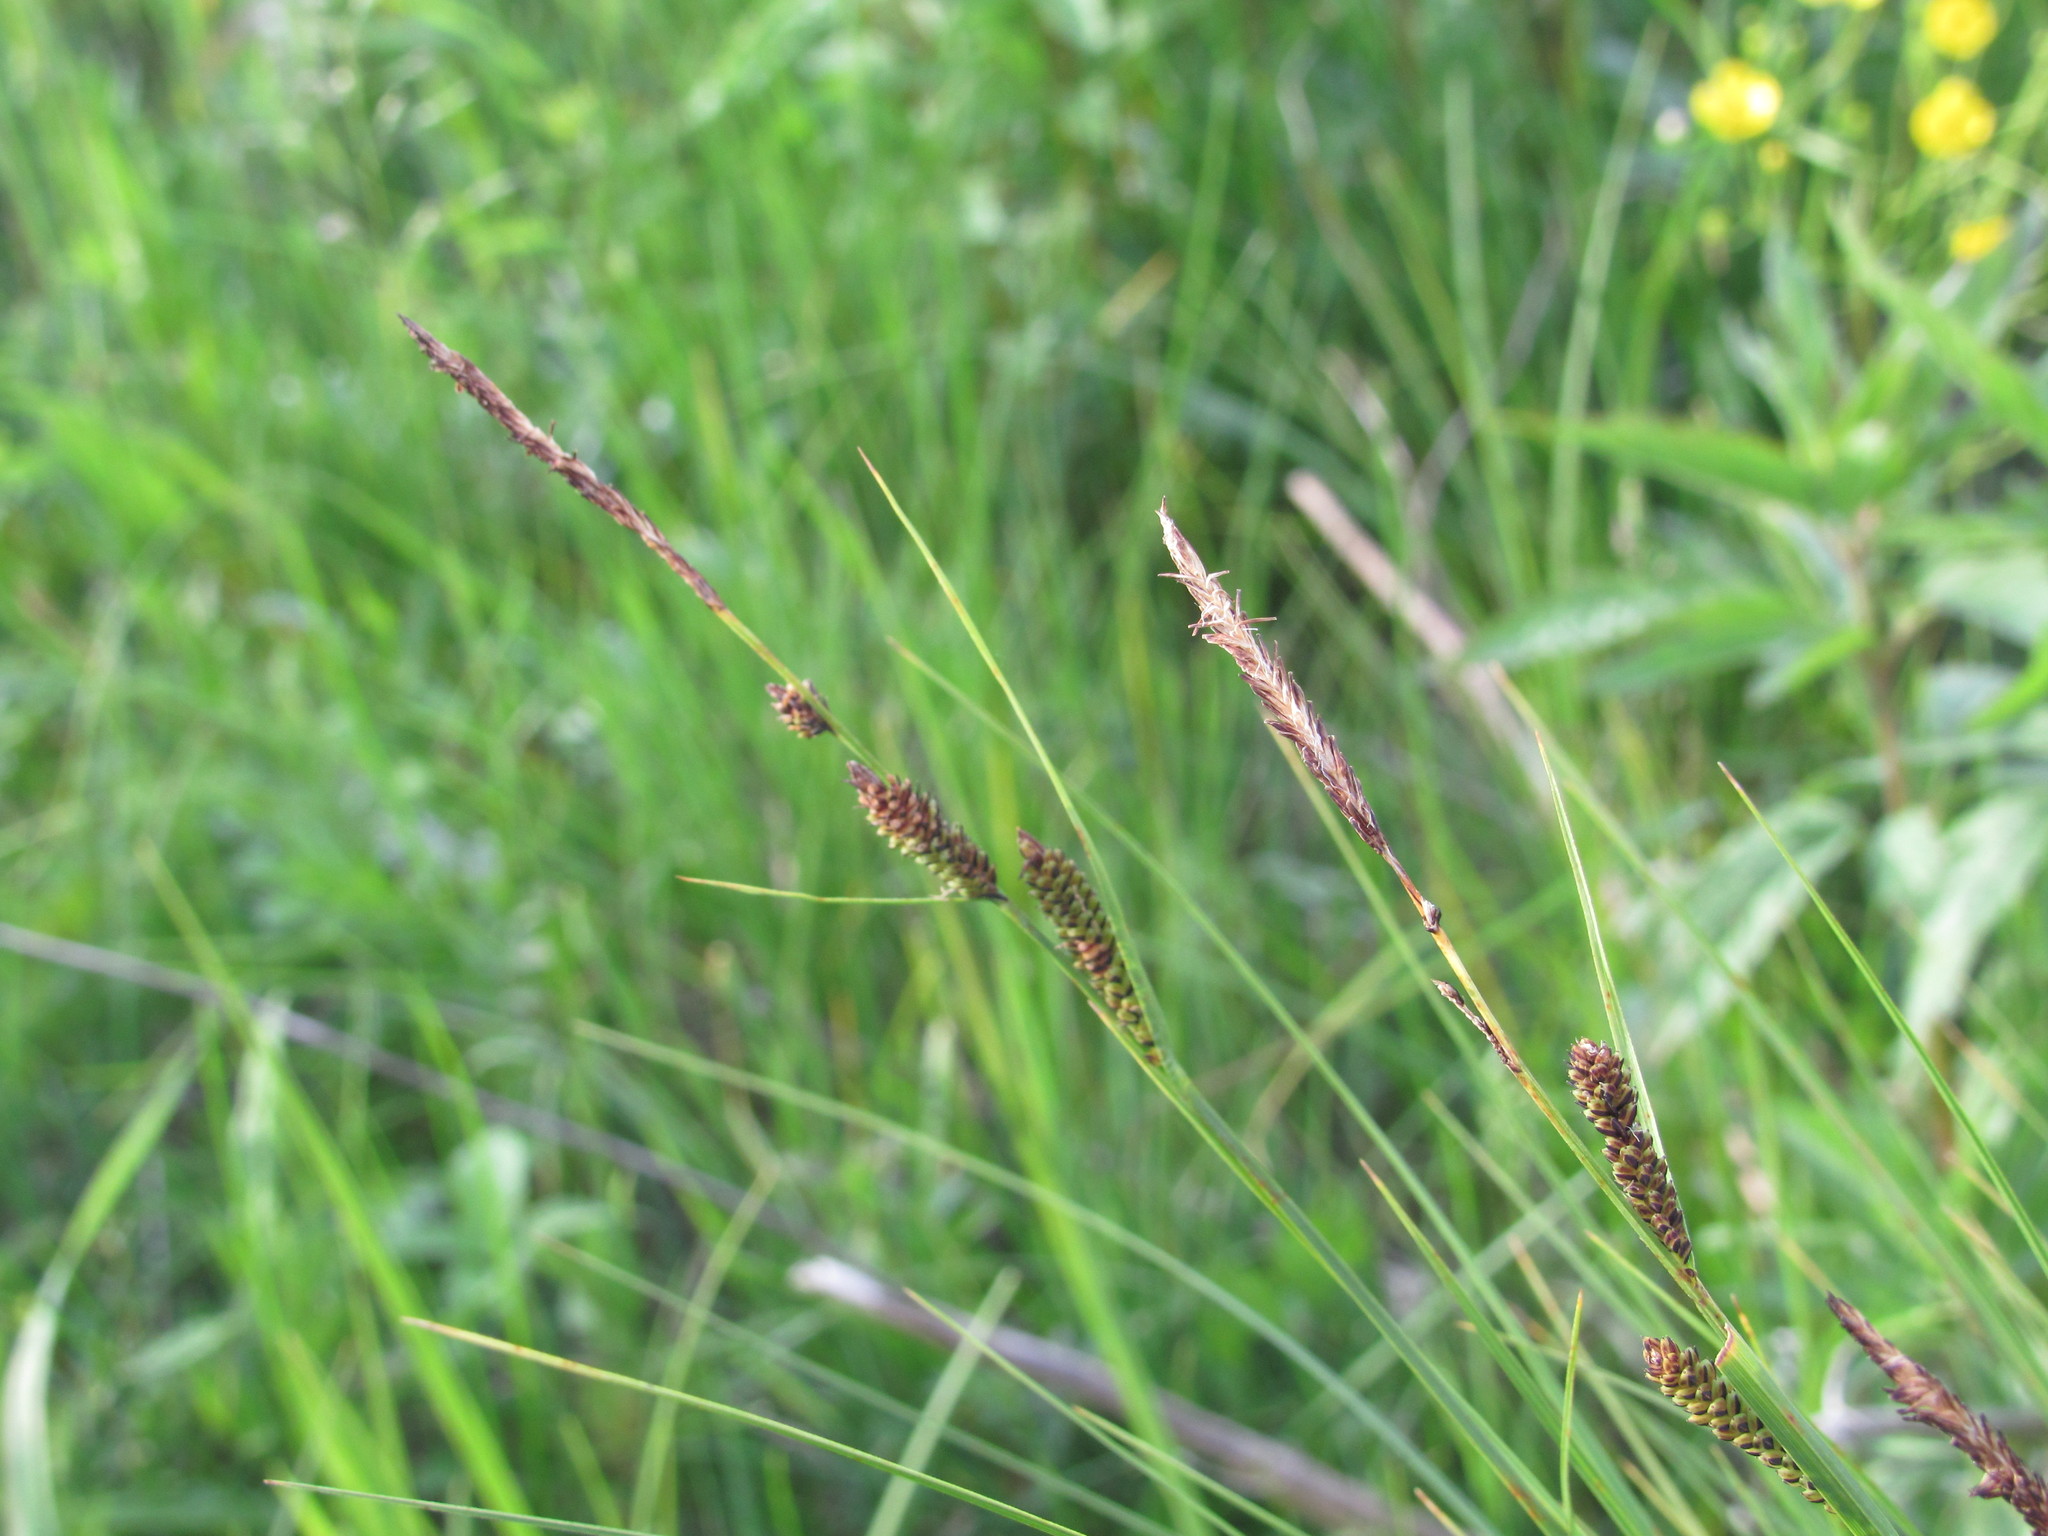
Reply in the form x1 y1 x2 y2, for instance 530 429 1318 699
1017 831 1160 1065
767 681 831 737
846 764 1002 901
1643 1338 1828 1507
1567 1039 1693 1274
1829 1295 2048 1533
1157 504 1442 935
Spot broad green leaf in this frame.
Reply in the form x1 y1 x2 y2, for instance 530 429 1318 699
1468 582 1784 668
1588 590 1803 694
1648 798 1862 1052
1468 582 1695 665
1972 642 2048 729
1902 792 2048 1033
1746 623 1873 706
1920 550 2048 644
1834 211 2048 461
1502 410 1825 507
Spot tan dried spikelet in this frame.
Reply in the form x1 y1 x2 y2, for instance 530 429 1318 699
1829 1295 2048 1533
1568 1039 1693 1273
1157 503 1441 934
1643 1338 1828 1506
1017 831 1159 1064
847 763 1002 901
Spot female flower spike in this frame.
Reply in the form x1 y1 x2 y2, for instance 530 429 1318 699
847 764 1003 900
1912 76 1997 156
1690 60 1783 141
1644 1339 1829 1506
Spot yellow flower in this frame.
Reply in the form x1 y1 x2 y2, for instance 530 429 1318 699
1689 61 1784 142
1910 76 1998 156
1949 214 2011 260
1924 0 1998 57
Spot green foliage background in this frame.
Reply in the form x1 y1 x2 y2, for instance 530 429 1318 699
3 1 2047 1533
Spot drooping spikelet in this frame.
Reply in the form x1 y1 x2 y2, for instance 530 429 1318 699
847 763 1002 901
767 681 831 737
1018 831 1159 1064
1643 1338 1828 1506
1829 1296 2048 1534
1568 1039 1693 1273
1157 504 1441 934
401 317 733 618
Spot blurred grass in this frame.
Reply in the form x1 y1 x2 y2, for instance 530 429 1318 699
4 1 2048 1533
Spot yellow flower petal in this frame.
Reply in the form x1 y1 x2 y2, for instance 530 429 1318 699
1689 60 1784 142
1910 76 1998 157
1949 214 2011 261
1924 0 1998 58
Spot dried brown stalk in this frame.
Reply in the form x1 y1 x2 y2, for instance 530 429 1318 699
767 681 831 738
1157 503 1441 934
1829 1295 2048 1533
1567 1040 1693 1272
1018 831 1159 1064
401 317 730 616
1432 980 1520 1073
847 764 1002 901
1643 1337 1828 1507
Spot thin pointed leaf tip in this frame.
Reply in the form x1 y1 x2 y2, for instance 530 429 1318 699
1567 1039 1693 1273
1157 502 1440 933
1017 831 1159 1064
847 764 1003 901
1829 1295 2048 1533
1643 1338 1827 1507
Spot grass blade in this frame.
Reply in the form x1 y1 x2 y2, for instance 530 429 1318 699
267 1484 660 1536
3 1034 197 1536
863 1269 1021 1536
401 1319 1092 1536
1718 764 2048 1295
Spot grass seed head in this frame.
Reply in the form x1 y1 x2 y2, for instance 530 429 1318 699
1568 1040 1693 1271
1157 503 1440 933
1643 1338 1828 1505
767 681 831 737
1829 1295 2048 1533
401 318 731 616
1018 830 1159 1063
846 763 1002 901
